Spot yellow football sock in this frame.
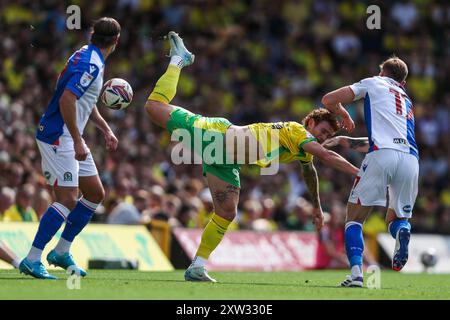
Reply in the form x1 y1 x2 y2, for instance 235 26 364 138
148 64 181 104
196 213 232 259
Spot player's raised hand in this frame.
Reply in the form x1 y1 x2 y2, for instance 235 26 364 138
74 139 89 161
312 207 325 232
341 114 355 133
104 130 118 151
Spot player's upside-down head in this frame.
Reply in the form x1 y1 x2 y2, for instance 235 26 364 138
302 108 340 143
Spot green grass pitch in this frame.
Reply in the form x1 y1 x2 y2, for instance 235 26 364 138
1 269 449 300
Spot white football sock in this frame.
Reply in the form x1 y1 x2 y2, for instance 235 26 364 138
11 258 20 269
26 246 43 263
351 265 363 279
54 237 72 254
169 55 184 69
192 256 207 268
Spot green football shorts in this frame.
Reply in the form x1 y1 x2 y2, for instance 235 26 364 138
166 106 241 188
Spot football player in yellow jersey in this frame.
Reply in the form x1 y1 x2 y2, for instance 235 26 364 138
144 32 359 282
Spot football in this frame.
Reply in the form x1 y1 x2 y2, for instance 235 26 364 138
101 78 133 110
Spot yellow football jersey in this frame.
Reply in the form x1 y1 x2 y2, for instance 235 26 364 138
248 121 317 167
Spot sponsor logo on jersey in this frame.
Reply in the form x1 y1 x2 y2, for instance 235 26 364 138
402 205 412 213
80 71 94 87
64 172 73 182
362 164 368 172
393 138 407 145
38 125 44 131
44 171 51 181
271 123 284 130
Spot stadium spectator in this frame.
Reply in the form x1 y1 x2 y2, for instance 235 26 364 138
33 189 52 221
285 197 316 231
0 187 16 220
175 204 197 228
133 189 150 214
196 188 215 227
106 199 142 225
316 211 348 269
2 184 38 222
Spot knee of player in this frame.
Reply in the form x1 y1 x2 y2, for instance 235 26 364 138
216 206 237 221
144 100 159 117
85 187 105 204
58 198 78 211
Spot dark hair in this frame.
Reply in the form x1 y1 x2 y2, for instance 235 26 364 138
379 56 408 83
91 17 121 48
302 108 340 132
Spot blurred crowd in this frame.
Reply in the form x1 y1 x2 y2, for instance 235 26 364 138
1 0 450 243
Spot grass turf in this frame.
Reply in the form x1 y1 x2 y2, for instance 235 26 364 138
0 269 449 300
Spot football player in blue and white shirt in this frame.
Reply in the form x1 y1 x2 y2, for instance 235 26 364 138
322 57 419 287
19 18 121 279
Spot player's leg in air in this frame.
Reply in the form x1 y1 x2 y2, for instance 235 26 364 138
0 241 21 269
145 32 240 282
145 31 195 129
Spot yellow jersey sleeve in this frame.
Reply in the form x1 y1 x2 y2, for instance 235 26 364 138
283 122 317 164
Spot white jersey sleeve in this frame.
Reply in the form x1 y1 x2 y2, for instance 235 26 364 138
349 78 371 101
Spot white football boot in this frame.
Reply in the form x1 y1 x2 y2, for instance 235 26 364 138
340 275 364 288
167 31 195 68
184 265 217 283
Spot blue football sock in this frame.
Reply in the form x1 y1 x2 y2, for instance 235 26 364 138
345 221 364 276
27 203 69 261
60 197 98 243
388 219 411 239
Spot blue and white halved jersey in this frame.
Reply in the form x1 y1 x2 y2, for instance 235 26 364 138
349 76 419 159
36 44 105 145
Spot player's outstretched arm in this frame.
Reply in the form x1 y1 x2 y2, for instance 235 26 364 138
302 141 359 176
322 136 369 153
301 162 324 231
321 86 355 132
90 105 118 151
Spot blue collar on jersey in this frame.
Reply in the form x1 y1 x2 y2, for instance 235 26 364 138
89 44 105 64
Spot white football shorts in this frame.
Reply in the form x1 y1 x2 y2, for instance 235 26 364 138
348 148 419 218
36 136 98 187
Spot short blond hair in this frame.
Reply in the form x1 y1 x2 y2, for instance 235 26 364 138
380 56 408 82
